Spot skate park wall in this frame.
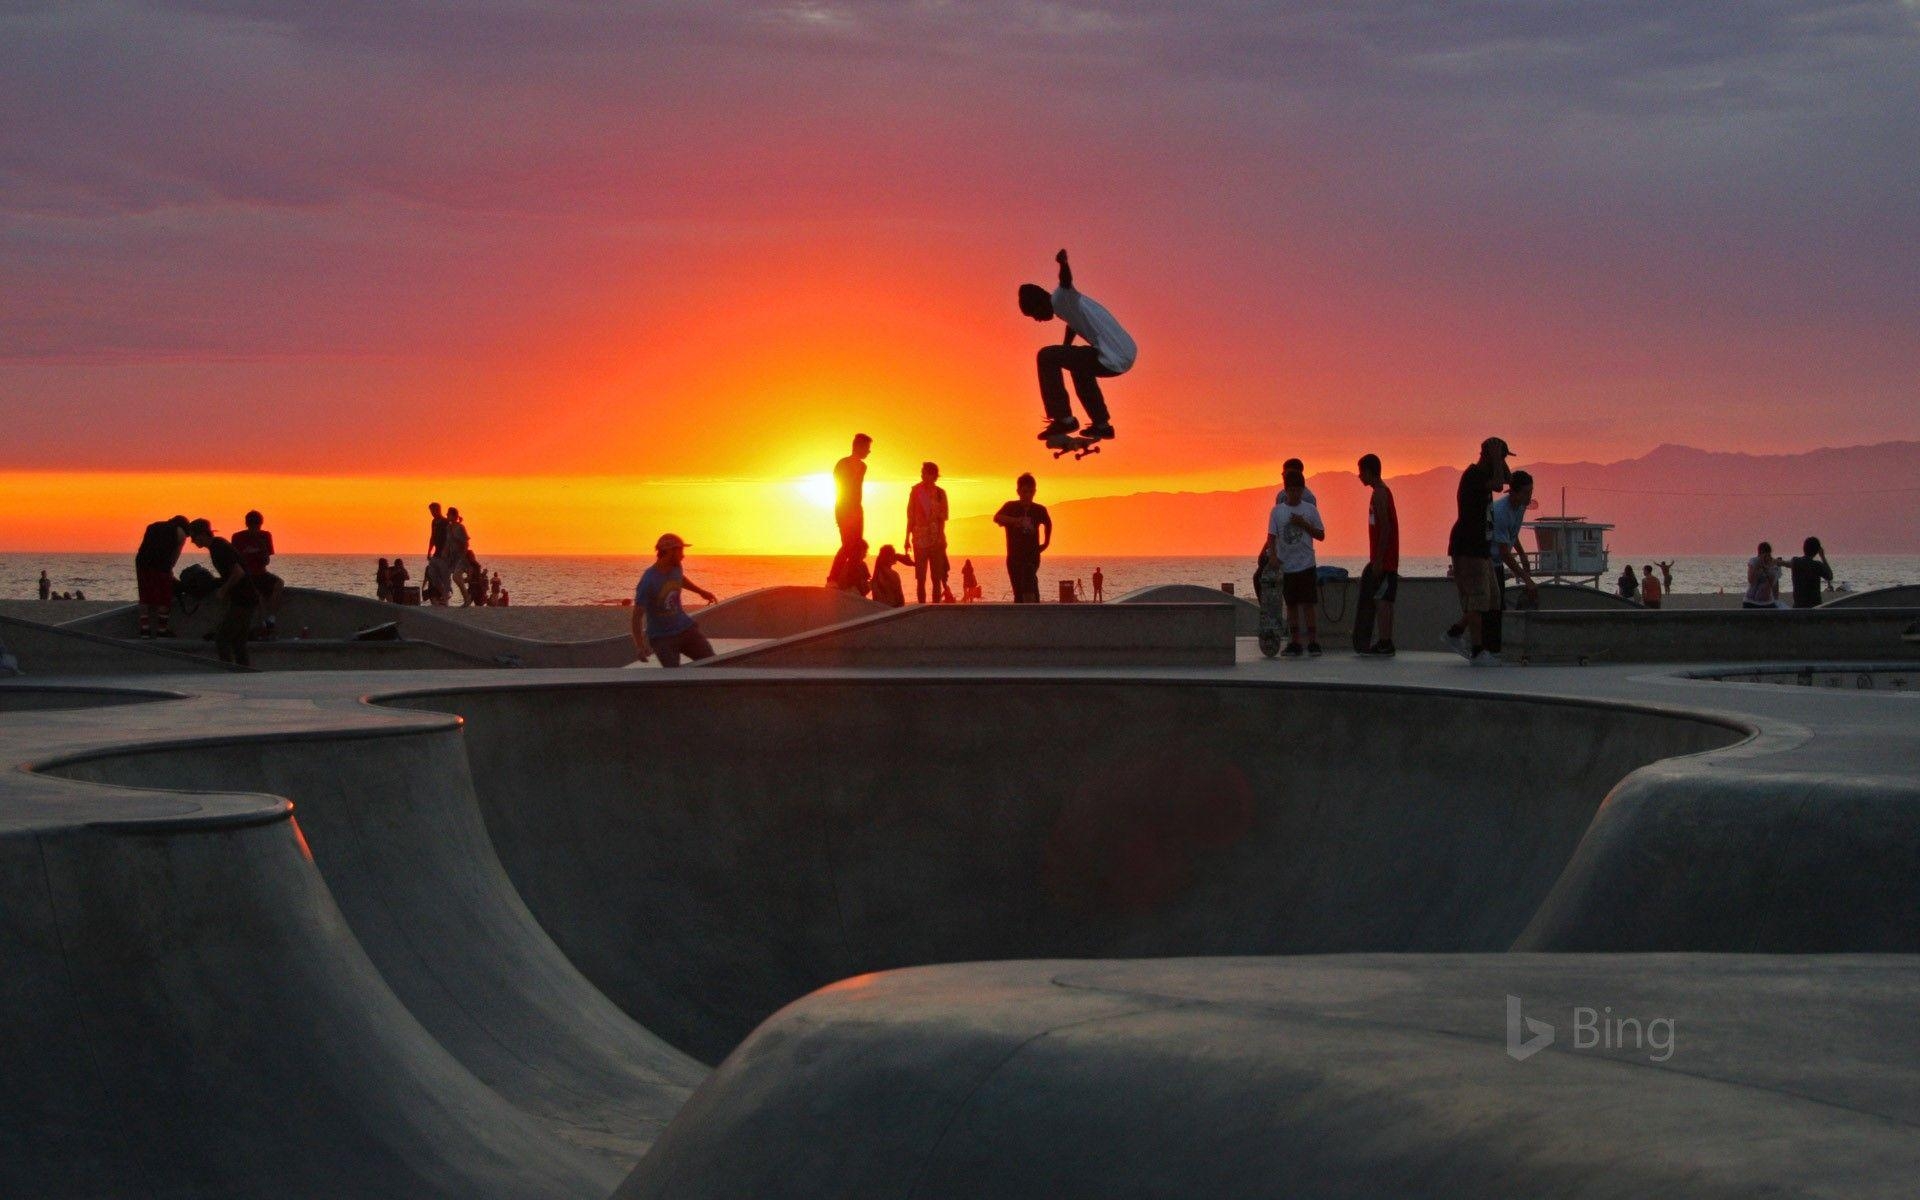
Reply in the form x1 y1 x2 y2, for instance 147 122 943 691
700 603 1237 669
1504 607 1920 664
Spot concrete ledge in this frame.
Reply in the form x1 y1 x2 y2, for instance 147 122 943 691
699 603 1238 669
1114 583 1260 634
0 613 242 676
1503 607 1920 664
1824 584 1920 609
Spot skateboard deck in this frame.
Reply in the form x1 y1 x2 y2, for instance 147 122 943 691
1045 431 1103 460
1351 565 1378 652
1256 560 1284 657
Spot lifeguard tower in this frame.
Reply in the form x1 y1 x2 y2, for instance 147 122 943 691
1524 513 1613 586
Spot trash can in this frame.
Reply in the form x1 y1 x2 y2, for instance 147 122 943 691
1221 583 1235 596
1058 580 1077 603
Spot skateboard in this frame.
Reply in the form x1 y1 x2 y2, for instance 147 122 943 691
1045 431 1103 460
1256 559 1285 657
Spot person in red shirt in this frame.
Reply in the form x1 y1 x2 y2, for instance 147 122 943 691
230 510 284 637
1356 453 1399 656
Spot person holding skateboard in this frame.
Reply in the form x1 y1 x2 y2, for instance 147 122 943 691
1354 453 1399 656
1019 249 1136 444
1260 464 1326 657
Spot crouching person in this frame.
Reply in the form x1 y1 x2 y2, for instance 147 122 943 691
187 518 260 666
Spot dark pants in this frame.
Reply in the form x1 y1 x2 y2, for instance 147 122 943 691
914 545 950 602
214 601 255 666
1037 344 1116 424
829 509 864 584
653 626 714 668
1007 556 1040 603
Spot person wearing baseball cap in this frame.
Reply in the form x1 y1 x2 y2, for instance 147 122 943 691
632 533 719 667
1442 437 1514 665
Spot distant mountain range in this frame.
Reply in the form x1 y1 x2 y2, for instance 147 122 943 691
946 441 1920 557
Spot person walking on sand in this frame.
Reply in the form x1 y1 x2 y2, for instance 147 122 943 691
1790 537 1833 609
1019 249 1136 443
1744 542 1786 609
1641 564 1663 609
828 434 872 586
1263 463 1326 657
186 518 259 666
905 462 950 604
1092 567 1104 602
134 514 191 638
1354 454 1400 656
231 509 284 638
994 474 1052 603
871 544 917 608
632 533 718 668
1442 438 1512 665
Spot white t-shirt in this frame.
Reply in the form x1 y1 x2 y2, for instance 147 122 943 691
1051 288 1137 374
1267 497 1324 574
1745 556 1782 605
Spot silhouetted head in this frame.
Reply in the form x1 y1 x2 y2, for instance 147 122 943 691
654 532 688 566
1643 564 1654 575
1804 536 1822 557
1282 457 1304 476
379 557 389 567
244 510 263 530
1758 541 1772 556
1357 453 1382 485
1479 436 1513 473
186 518 214 547
429 502 441 516
1508 469 1534 504
169 515 190 532
448 507 462 522
852 433 872 460
877 544 900 567
921 461 939 483
1016 472 1037 499
1282 467 1305 503
1018 284 1053 321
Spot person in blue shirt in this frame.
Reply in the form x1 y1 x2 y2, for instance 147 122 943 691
1484 469 1540 655
632 533 718 667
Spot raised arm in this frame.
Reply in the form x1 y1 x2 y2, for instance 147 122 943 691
1055 248 1073 290
681 575 716 604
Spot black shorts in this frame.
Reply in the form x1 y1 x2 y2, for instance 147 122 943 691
652 626 714 668
1361 565 1399 603
1281 569 1318 605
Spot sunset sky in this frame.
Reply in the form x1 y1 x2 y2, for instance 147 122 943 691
4 2 1918 554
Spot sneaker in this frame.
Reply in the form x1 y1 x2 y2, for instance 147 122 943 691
1280 642 1304 658
1306 642 1322 657
1363 641 1397 658
1081 423 1115 441
1442 629 1471 659
1470 650 1504 667
1037 417 1081 439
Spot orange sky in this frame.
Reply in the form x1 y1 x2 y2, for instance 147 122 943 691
4 4 1916 554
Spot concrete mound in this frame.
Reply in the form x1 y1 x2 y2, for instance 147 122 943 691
1114 583 1260 633
694 586 888 638
0 613 240 676
1823 584 1920 609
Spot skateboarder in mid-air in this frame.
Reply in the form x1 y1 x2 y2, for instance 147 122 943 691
1019 249 1136 444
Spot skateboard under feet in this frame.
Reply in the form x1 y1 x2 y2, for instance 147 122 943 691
1044 430 1104 460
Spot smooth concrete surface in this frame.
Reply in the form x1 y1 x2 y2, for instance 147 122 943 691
161 636 506 671
1114 582 1261 633
693 585 888 638
620 956 1920 1200
1294 576 1635 651
0 612 241 676
1824 583 1920 608
1505 606 1920 664
4 639 1920 1197
701 602 1238 668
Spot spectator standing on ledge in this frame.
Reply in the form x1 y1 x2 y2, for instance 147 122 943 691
632 534 717 668
1355 453 1399 656
376 558 391 602
1263 463 1326 657
993 474 1052 603
1443 438 1512 665
134 515 190 638
1790 537 1833 608
1641 565 1663 609
186 518 259 666
1744 543 1786 609
1092 567 1104 602
905 462 950 604
828 434 872 587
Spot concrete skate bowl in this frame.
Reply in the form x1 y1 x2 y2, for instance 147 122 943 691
1690 664 1918 692
1114 583 1259 633
0 683 181 713
1822 583 1920 609
387 677 1747 1065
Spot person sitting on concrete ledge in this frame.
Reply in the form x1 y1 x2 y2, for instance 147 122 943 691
1744 542 1786 609
632 533 717 668
870 545 916 608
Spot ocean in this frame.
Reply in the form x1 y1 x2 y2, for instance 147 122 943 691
8 552 1917 608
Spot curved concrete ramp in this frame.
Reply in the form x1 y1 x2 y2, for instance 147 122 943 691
0 612 240 676
1115 583 1260 634
694 586 888 638
398 678 1738 1063
620 956 1920 1199
1824 584 1920 608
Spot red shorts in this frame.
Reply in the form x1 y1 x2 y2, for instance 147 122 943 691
136 567 175 608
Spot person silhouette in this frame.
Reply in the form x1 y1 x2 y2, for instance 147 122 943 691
1019 249 1136 443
